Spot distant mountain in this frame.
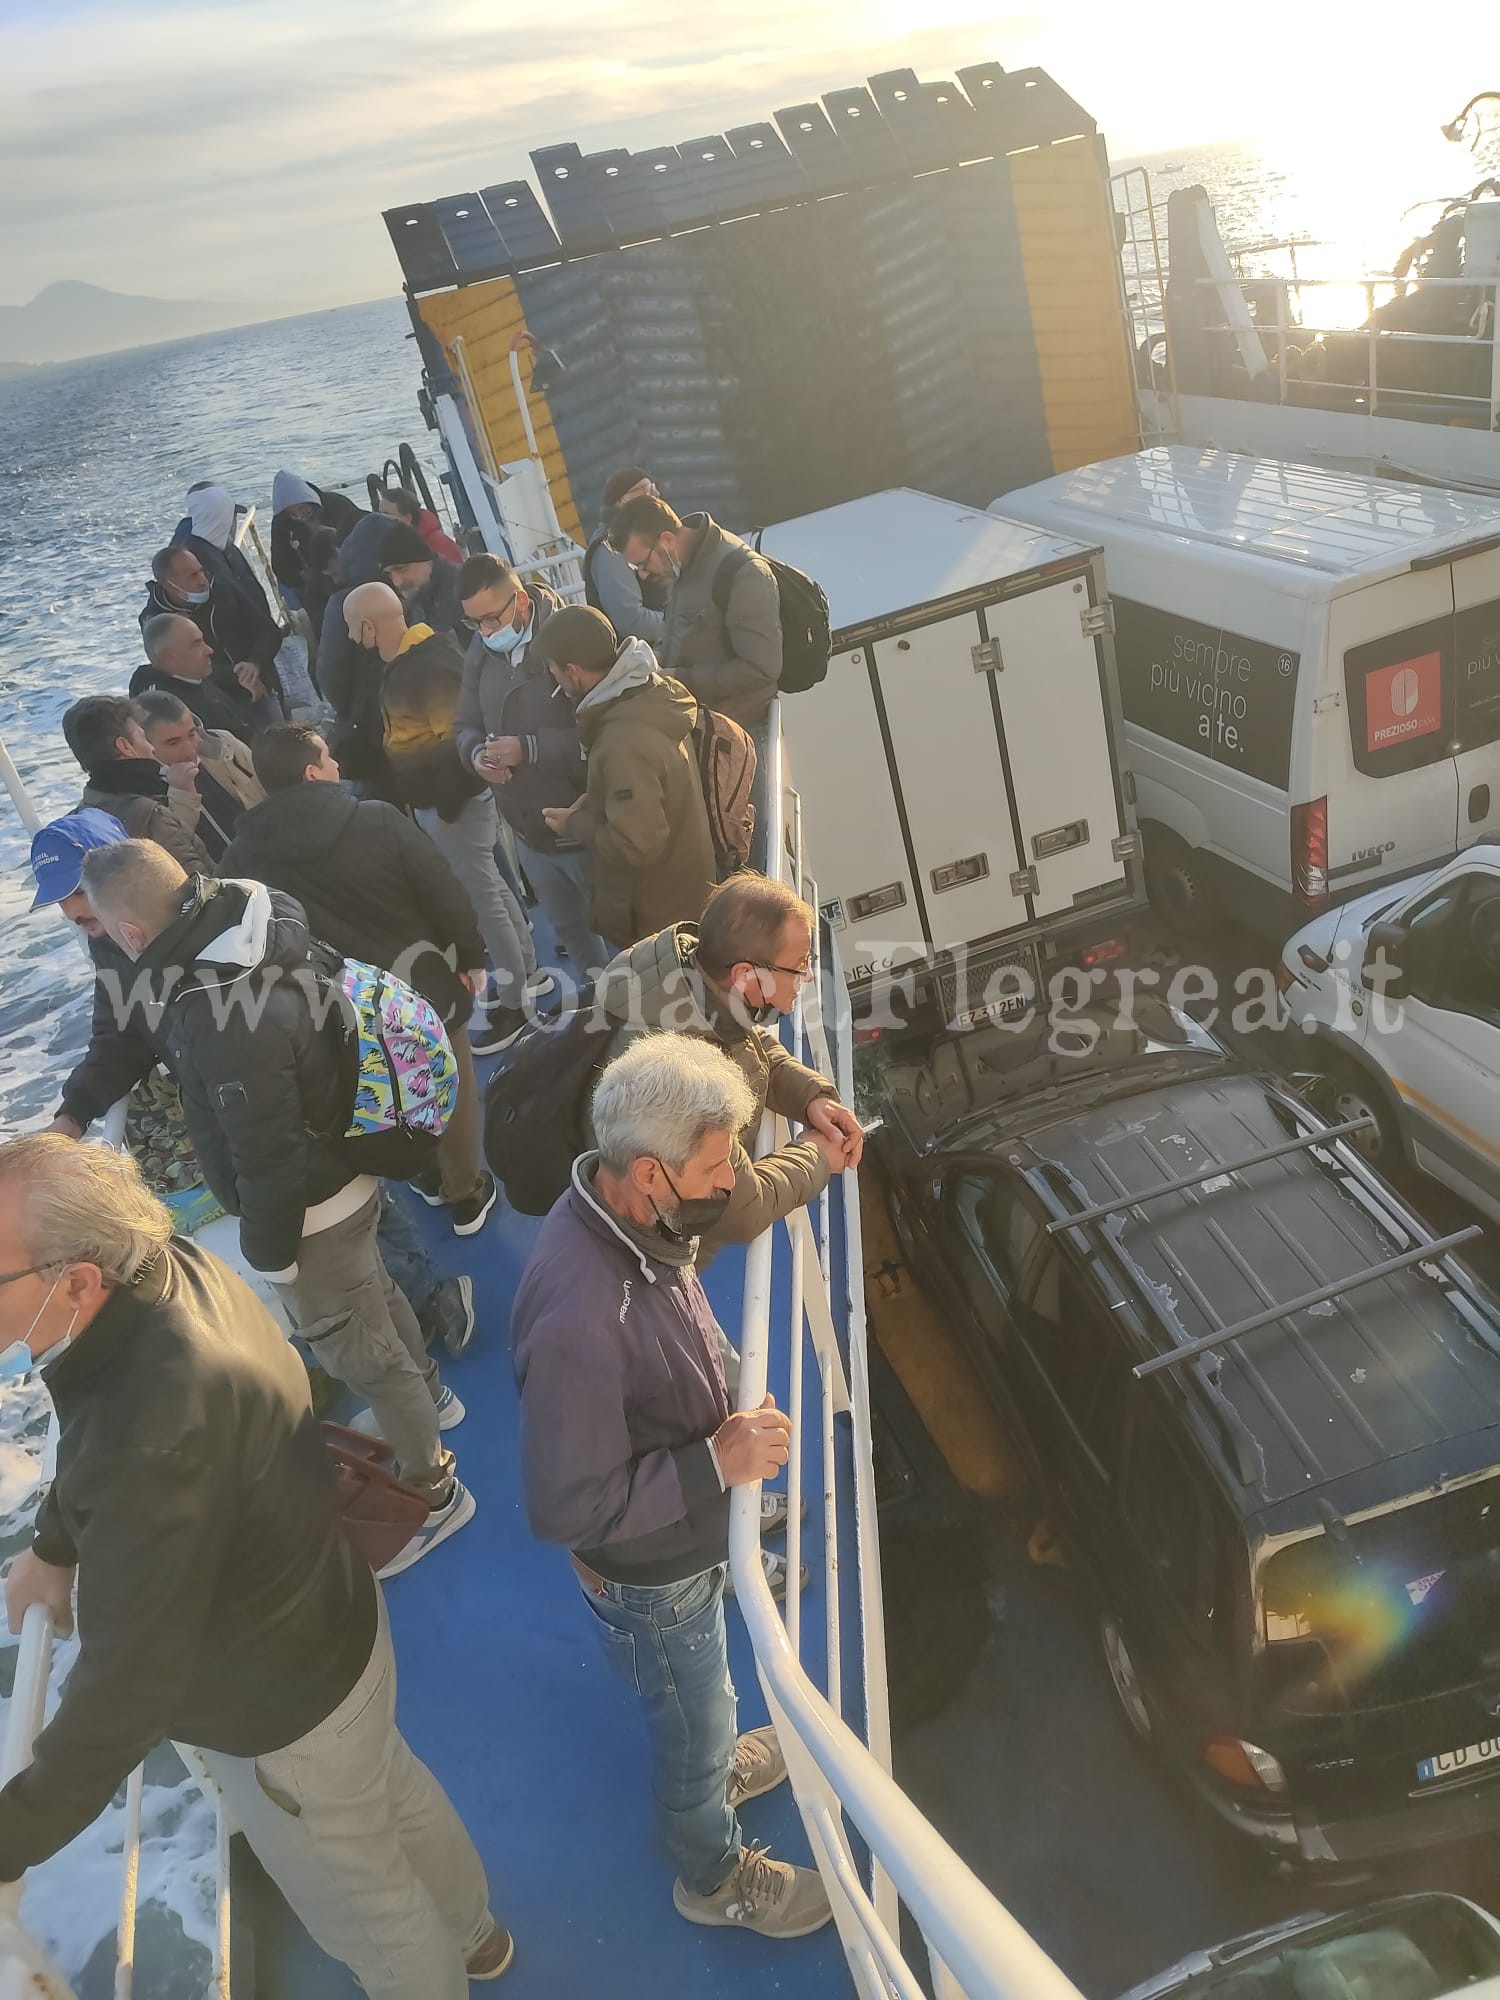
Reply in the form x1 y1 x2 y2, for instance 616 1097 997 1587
0 281 306 366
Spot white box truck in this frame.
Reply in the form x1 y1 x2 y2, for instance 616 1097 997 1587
1001 447 1500 937
758 488 1144 1024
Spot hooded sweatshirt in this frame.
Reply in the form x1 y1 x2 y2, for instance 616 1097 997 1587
272 470 320 515
141 878 370 1277
571 640 716 948
513 1155 732 1585
590 922 836 1249
184 485 237 551
270 474 365 595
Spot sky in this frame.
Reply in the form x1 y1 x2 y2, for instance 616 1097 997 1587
2 0 1494 308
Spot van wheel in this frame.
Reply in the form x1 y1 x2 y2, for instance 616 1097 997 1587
1143 833 1210 937
1323 1059 1403 1167
1099 1609 1153 1742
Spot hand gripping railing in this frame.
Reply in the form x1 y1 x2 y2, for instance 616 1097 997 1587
729 711 1084 1999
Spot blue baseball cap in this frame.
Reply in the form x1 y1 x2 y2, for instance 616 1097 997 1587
29 809 129 910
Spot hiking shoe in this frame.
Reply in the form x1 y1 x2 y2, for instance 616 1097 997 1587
673 1844 832 1939
470 1005 526 1056
435 1274 476 1358
450 1172 498 1236
726 1726 787 1810
759 1491 807 1535
466 1920 515 1981
725 1549 808 1603
376 1479 476 1579
433 1384 466 1431
409 1165 445 1207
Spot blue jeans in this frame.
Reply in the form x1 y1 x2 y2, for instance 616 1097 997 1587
581 1564 740 1894
516 839 607 985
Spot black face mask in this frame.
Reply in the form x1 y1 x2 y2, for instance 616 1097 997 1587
651 1161 731 1241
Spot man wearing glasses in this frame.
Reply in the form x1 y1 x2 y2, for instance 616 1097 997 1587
456 555 606 1014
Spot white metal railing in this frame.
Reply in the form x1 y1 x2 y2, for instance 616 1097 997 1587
1112 165 1500 434
729 710 1085 1999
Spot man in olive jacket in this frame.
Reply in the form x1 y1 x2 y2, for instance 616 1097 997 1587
538 607 716 952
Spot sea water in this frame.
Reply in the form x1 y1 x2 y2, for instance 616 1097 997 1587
0 132 1484 1989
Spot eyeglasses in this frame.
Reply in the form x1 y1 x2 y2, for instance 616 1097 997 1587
473 592 520 635
630 538 667 580
0 1265 47 1290
763 958 815 983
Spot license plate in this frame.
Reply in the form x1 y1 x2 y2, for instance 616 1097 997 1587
1417 1737 1500 1782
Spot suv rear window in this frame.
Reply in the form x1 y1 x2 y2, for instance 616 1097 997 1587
1178 1898 1500 2000
1260 1472 1500 1706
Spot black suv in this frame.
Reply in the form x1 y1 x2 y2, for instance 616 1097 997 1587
871 997 1500 1869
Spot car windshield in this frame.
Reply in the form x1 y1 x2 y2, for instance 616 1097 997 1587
1178 1897 1500 2000
1260 1474 1500 1708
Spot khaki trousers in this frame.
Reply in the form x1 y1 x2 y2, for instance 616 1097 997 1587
434 1027 484 1206
200 1593 491 2000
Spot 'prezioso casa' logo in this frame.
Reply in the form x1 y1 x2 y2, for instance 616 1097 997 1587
1366 652 1442 750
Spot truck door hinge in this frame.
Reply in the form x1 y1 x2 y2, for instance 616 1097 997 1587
1010 865 1039 898
1112 831 1144 861
971 638 1005 675
1081 600 1115 639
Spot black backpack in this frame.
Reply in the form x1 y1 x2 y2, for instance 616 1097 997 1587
482 996 614 1215
711 545 831 694
581 533 606 612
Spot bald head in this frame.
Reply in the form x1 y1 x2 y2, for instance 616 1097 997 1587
80 840 190 959
344 581 407 663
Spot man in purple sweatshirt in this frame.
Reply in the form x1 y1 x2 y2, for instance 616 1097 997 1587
512 1033 832 1942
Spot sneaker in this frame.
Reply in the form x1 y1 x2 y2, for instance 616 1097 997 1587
726 1726 787 1810
376 1479 476 1580
409 1165 445 1207
673 1844 832 1939
436 1274 476 1358
466 1920 515 1981
759 1491 807 1536
433 1383 466 1431
450 1172 498 1237
470 1005 526 1056
725 1549 808 1603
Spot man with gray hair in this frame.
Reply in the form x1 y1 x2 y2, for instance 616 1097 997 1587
130 609 267 739
0 1136 512 1992
512 1033 831 1942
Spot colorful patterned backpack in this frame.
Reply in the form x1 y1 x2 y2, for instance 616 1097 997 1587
334 958 457 1177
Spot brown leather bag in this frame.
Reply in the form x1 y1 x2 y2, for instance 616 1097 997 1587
322 1422 429 1571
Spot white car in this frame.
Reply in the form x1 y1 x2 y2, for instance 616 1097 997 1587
1279 842 1500 1221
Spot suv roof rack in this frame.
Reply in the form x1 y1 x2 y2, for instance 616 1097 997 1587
1134 1224 1484 1380
1045 1113 1375 1235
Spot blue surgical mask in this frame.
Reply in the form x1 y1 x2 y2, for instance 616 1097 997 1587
482 620 525 656
181 588 211 606
0 1279 79 1382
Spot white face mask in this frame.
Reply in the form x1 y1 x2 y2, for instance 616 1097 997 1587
0 1278 80 1382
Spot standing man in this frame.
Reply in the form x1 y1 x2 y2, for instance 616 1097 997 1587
0 1136 511 1994
134 688 264 861
379 521 467 638
221 721 498 1237
81 840 473 1575
62 694 214 873
592 869 863 1251
457 554 607 987
583 467 668 645
132 612 267 739
608 495 782 726
512 1033 832 1941
343 579 537 1052
538 605 715 952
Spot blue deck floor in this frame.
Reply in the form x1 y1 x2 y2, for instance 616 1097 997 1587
257 1154 859 1995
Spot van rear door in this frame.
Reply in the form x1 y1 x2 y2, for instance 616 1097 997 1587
985 574 1131 920
1327 569 1458 893
1450 546 1500 845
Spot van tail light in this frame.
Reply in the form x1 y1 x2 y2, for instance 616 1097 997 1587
1081 935 1129 969
1202 1734 1289 1794
853 1026 884 1046
1291 796 1329 907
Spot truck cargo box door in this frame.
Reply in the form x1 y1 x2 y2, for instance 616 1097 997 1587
987 578 1129 919
1451 545 1500 847
866 613 1031 954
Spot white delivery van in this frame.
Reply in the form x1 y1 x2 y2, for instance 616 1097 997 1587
758 488 1143 1023
1001 448 1500 936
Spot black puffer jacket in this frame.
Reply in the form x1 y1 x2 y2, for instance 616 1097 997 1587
220 782 483 1026
141 877 359 1274
138 573 284 677
57 935 171 1133
0 1237 375 1878
317 514 400 792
